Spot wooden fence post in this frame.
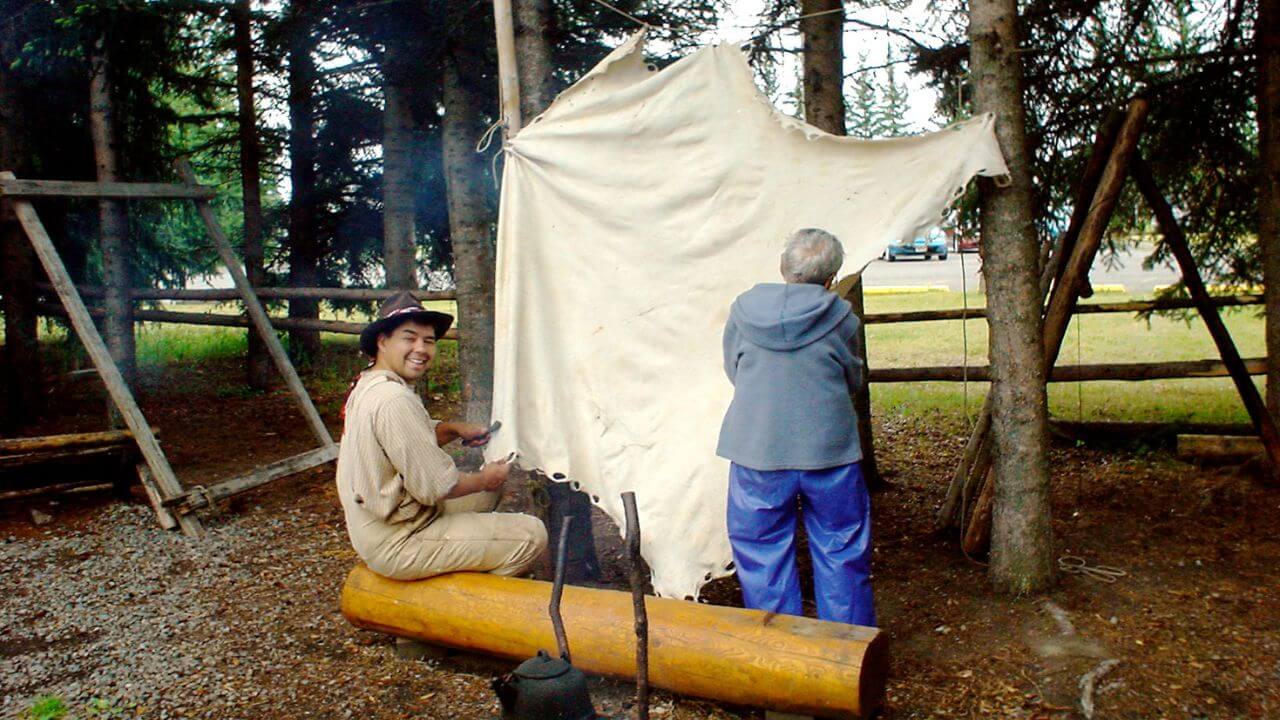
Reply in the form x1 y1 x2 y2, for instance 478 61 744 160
1131 156 1280 483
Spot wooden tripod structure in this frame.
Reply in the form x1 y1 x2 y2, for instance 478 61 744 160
936 98 1280 554
0 160 338 537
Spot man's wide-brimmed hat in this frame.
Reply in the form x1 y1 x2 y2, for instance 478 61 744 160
359 291 453 357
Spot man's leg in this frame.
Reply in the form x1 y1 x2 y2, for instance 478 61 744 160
442 490 500 514
799 462 875 626
373 511 548 580
727 463 802 616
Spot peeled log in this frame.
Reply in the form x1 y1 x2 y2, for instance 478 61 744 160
341 565 887 718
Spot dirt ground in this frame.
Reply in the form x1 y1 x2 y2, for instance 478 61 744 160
3 352 1279 719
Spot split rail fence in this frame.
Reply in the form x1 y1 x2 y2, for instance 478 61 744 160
32 285 1262 384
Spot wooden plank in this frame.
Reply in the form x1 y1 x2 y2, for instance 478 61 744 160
44 283 458 302
1051 419 1254 442
866 295 1262 325
137 463 178 530
0 178 216 200
165 444 338 511
872 357 1266 383
1176 434 1264 462
0 428 147 454
0 445 130 470
39 302 460 340
175 159 335 449
0 481 117 502
1132 156 1280 484
2 174 202 536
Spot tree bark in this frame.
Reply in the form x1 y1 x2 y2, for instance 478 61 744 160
969 0 1054 593
799 0 844 133
1 23 41 429
233 0 271 389
88 34 136 388
286 0 321 362
513 0 556 123
442 11 496 425
1260 0 1280 422
800 0 883 490
382 42 417 290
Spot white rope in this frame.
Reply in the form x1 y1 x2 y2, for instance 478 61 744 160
476 119 504 154
960 243 971 426
1076 308 1084 421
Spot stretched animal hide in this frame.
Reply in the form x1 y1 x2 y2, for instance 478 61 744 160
487 31 1008 599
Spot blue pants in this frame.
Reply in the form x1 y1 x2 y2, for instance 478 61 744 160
727 462 876 626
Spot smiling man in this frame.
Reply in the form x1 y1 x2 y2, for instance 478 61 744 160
335 291 547 580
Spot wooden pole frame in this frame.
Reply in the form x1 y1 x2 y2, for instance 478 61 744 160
944 98 1278 554
2 170 202 536
960 99 1150 554
492 0 522 137
0 165 339 534
1130 156 1280 481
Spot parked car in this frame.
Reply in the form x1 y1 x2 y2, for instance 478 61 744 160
955 231 980 253
884 230 948 261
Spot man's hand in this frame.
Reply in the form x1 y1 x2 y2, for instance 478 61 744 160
446 459 512 499
435 421 496 448
458 422 495 448
477 459 511 491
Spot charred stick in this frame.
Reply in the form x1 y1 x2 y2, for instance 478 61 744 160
622 491 650 720
549 514 573 662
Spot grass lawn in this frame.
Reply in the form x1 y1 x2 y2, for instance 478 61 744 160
17 291 1263 424
866 290 1265 424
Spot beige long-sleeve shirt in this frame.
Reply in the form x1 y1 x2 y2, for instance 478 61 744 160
336 370 458 529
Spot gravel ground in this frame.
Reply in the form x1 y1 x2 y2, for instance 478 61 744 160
0 480 705 720
2 500 357 719
5 407 1280 719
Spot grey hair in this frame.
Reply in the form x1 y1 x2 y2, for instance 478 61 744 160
781 228 844 284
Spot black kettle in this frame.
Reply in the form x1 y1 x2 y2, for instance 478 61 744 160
493 650 596 720
493 515 600 719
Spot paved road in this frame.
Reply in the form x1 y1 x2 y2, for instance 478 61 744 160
859 244 1182 293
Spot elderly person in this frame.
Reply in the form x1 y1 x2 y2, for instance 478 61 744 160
336 291 547 580
716 228 875 626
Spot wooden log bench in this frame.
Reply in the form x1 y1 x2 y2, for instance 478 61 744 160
340 565 887 719
0 429 146 501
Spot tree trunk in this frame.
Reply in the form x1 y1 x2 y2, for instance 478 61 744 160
286 1 320 362
382 46 417 290
442 17 496 426
513 0 556 122
233 0 271 389
88 35 136 389
1 27 41 428
969 0 1053 592
800 0 883 490
0 208 38 428
1260 0 1280 422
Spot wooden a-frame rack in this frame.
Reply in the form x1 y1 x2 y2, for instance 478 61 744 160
935 98 1280 554
0 159 338 537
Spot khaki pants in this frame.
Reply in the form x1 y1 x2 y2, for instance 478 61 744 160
350 491 548 581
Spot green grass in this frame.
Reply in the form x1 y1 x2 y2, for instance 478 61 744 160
866 290 1264 424
15 292 1264 424
21 697 67 720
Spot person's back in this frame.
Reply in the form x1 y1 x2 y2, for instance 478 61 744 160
715 228 876 627
716 282 864 471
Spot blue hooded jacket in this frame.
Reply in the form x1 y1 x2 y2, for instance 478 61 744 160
716 282 865 471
